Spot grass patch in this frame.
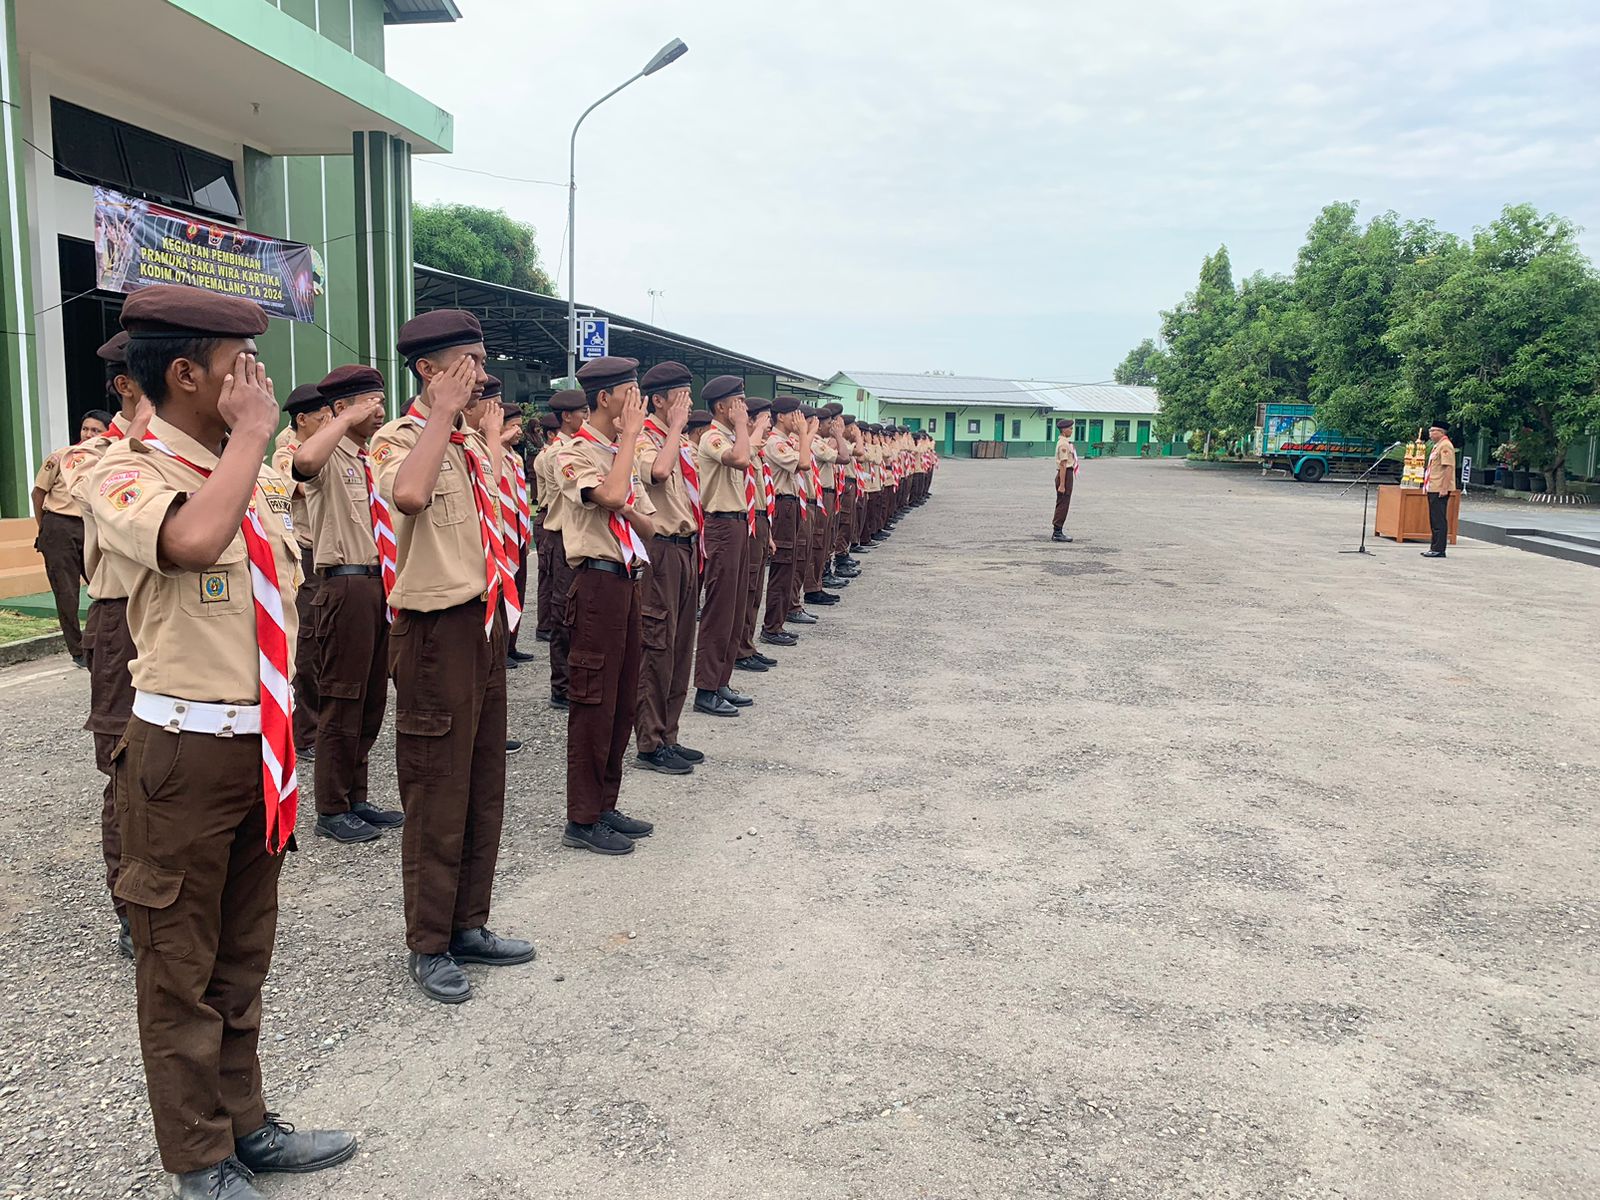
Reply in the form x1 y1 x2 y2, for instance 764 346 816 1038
0 608 60 645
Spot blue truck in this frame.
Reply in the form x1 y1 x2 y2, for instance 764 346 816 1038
1258 403 1399 483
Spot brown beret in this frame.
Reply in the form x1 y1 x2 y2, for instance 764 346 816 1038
548 388 589 413
396 309 483 361
701 375 744 405
745 397 772 416
284 383 330 415
842 413 857 425
576 356 640 395
771 395 802 415
96 331 130 365
318 364 386 404
499 400 522 421
822 402 844 418
481 374 503 401
640 361 692 395
800 406 821 420
686 410 713 429
538 412 561 433
121 284 269 339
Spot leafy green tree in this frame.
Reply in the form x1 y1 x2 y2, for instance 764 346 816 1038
1209 271 1315 430
1114 338 1162 386
412 203 557 295
1387 204 1600 492
1156 246 1237 448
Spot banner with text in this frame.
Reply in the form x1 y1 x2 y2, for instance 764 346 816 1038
93 187 319 323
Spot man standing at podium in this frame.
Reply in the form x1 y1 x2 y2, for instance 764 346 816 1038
1422 422 1456 559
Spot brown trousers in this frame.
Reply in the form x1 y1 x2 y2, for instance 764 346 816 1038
567 566 642 823
534 518 555 636
389 600 507 954
84 597 135 916
506 538 530 655
38 509 84 658
765 497 802 634
310 573 388 816
694 515 751 691
814 492 837 581
291 544 319 752
113 719 284 1174
834 488 856 555
547 548 577 698
738 510 771 659
635 538 697 755
1053 471 1075 530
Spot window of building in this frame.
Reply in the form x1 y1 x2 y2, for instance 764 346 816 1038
904 417 922 431
1113 419 1131 442
967 419 981 434
927 419 937 434
1011 419 1022 439
52 98 242 219
1073 419 1086 441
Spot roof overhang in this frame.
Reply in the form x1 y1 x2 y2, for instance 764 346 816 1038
385 0 463 24
17 0 454 155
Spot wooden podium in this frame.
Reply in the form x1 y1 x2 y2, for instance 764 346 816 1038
1375 485 1459 544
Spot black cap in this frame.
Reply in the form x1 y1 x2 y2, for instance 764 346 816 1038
284 383 331 415
772 395 802 415
686 410 713 429
96 332 130 365
499 400 522 421
396 309 484 361
822 402 844 419
318 364 386 404
701 375 744 405
576 356 640 396
746 397 772 416
549 388 589 413
121 284 269 339
538 412 560 433
640 361 692 396
481 374 504 401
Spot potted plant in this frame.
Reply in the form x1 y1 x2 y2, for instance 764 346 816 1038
1493 442 1516 489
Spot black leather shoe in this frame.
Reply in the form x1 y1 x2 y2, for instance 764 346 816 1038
505 738 524 755
314 812 380 844
1420 550 1446 558
1052 530 1071 543
717 685 754 707
534 630 552 643
508 648 538 663
350 801 404 829
562 820 636 855
116 915 133 960
805 591 841 606
601 810 654 838
298 744 316 763
172 1157 262 1198
752 652 779 666
408 951 471 1003
851 543 872 553
693 688 740 717
550 692 570 709
235 1114 358 1175
822 574 849 588
733 655 769 672
449 925 536 965
71 654 86 670
669 743 705 763
786 610 818 626
760 630 798 647
838 554 860 568
504 657 521 670
636 746 692 774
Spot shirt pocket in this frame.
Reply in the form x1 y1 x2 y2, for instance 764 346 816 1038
178 540 250 618
429 484 466 528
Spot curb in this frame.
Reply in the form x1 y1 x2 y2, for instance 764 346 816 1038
0 632 67 668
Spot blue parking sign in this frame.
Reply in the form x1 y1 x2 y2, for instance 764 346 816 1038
580 317 609 361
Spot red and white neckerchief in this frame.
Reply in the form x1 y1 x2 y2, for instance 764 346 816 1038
809 459 825 511
140 431 297 854
104 418 128 442
513 456 532 548
406 405 521 638
742 463 759 536
759 451 776 520
357 446 398 621
854 456 868 493
497 461 522 557
573 424 651 567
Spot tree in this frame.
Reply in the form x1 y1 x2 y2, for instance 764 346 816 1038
1208 271 1315 430
412 203 557 295
1156 246 1238 449
1387 204 1600 492
1114 338 1161 386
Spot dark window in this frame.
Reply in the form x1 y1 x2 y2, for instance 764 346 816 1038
1011 419 1022 439
1113 419 1131 442
51 98 241 221
1073 419 1086 441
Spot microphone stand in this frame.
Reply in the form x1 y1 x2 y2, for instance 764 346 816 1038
1338 441 1404 556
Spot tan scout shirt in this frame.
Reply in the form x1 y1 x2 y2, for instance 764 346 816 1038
697 420 748 514
370 400 490 612
35 444 94 515
860 444 881 493
814 436 839 488
86 416 302 705
535 437 568 532
555 422 655 565
271 426 312 550
65 415 138 601
303 436 379 569
763 432 801 495
636 422 696 537
1425 438 1456 495
1056 435 1079 471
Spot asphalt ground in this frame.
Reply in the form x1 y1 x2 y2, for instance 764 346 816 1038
0 457 1595 1199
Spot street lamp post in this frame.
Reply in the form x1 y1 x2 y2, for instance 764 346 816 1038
566 37 689 383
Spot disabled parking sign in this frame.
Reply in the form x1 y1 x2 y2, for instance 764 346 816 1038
580 317 609 361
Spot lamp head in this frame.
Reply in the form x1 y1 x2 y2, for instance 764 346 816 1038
643 37 688 75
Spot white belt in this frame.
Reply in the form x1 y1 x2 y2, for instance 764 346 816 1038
133 691 261 737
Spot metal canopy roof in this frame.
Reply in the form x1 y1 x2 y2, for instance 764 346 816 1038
384 0 462 23
836 371 1159 415
413 265 816 384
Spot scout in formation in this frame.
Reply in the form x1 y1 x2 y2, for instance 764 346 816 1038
60 284 937 1199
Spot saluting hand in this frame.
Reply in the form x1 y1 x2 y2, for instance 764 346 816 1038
667 392 691 434
427 356 477 419
806 415 819 437
619 389 648 441
730 397 750 435
481 395 504 442
127 396 156 443
217 353 277 441
752 410 772 441
345 395 386 430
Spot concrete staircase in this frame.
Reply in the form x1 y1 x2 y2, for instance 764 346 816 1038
0 518 48 599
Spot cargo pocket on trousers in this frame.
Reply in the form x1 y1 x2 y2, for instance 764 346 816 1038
396 710 453 777
640 606 669 652
114 857 188 959
320 680 363 735
567 650 605 705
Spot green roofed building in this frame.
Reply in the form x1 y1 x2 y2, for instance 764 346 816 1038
824 371 1182 459
0 0 457 518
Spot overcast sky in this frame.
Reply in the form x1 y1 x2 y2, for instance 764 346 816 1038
387 0 1600 383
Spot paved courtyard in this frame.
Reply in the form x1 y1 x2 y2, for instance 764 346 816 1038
0 457 1595 1199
